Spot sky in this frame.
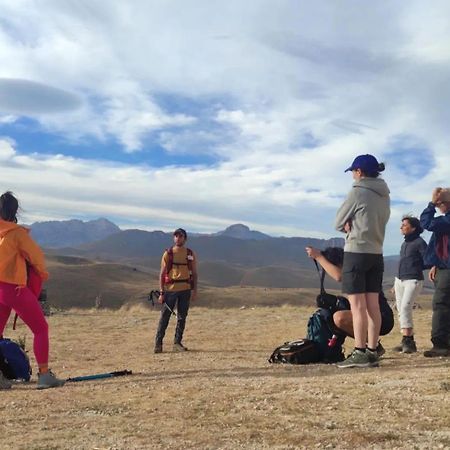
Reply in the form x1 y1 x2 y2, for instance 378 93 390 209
1 1 449 255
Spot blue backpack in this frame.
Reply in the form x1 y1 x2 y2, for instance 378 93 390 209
307 309 345 363
0 338 32 381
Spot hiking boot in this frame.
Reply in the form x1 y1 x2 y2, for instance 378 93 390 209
173 342 188 352
0 372 12 390
366 348 380 365
376 341 385 358
402 336 417 354
336 349 378 369
423 347 449 358
36 370 65 390
154 344 163 354
393 336 408 352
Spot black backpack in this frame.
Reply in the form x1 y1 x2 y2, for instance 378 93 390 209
314 260 350 313
268 339 320 364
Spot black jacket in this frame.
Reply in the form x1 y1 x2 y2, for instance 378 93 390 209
398 235 427 280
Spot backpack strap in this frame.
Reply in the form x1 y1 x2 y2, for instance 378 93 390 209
313 259 327 294
164 247 194 288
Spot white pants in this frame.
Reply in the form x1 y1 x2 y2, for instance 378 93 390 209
394 277 423 329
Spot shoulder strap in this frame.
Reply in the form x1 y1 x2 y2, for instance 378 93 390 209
186 248 193 269
313 260 326 294
165 248 174 274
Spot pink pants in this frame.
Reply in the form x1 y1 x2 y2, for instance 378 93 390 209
0 282 49 365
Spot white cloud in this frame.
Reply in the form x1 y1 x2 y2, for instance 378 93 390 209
0 1 449 254
0 138 16 160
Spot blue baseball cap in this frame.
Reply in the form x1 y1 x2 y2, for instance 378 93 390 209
345 154 380 173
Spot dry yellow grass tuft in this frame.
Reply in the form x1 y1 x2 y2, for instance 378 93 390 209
1 302 449 449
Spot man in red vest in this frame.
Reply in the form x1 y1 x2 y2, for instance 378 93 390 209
154 228 198 353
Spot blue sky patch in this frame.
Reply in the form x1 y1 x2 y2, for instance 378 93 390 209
385 136 434 179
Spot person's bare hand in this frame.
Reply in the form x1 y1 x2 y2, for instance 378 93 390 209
158 293 164 304
432 187 443 205
305 246 321 259
429 266 437 282
191 291 197 301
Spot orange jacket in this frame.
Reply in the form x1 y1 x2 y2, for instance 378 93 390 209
0 219 48 286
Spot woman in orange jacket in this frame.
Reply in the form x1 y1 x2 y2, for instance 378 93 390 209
0 192 64 389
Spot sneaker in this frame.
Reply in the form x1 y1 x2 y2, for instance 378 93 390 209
402 336 417 354
336 349 378 369
376 341 386 358
173 342 188 352
0 372 12 390
393 336 408 352
36 370 65 390
154 344 163 354
366 348 380 365
423 347 449 358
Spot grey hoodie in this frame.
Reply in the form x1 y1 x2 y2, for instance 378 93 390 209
335 177 390 254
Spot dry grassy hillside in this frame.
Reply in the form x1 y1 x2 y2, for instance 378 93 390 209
44 254 345 309
45 255 156 308
1 299 448 449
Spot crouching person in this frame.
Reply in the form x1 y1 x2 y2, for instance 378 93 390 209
306 246 394 357
154 228 198 354
0 192 64 389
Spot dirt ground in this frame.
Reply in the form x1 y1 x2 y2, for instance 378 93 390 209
1 303 449 450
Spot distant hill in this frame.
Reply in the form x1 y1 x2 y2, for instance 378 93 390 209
44 254 155 309
214 224 270 240
68 229 345 269
35 219 433 303
30 218 120 248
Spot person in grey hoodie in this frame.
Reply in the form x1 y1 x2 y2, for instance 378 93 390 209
334 154 391 369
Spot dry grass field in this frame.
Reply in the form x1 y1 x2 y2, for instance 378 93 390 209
1 290 449 450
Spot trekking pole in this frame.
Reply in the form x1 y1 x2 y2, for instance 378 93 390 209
162 302 178 318
147 290 178 318
66 370 132 383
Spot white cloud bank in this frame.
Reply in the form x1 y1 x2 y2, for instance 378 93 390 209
0 1 450 254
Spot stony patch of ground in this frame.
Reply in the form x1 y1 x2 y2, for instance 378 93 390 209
1 304 449 449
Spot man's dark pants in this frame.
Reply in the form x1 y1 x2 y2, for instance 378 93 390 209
431 268 450 348
155 290 191 345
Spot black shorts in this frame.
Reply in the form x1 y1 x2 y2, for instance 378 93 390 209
342 252 384 295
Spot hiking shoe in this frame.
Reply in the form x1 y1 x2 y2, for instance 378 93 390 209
393 336 409 352
423 347 449 358
173 343 188 352
0 372 12 390
402 337 417 354
36 370 65 390
336 349 378 369
154 344 163 354
376 341 386 358
366 349 380 365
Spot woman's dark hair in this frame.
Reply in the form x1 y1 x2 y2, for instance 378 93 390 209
0 191 19 223
362 162 385 178
402 215 423 234
321 246 344 267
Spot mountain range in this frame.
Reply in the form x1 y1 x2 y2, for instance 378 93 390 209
30 218 120 247
25 218 428 308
